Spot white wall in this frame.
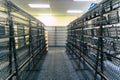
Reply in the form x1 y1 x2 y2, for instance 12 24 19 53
37 15 78 26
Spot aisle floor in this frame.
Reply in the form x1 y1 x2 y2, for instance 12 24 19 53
26 47 93 80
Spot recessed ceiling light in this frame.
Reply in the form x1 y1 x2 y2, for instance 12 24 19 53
67 10 83 13
73 0 96 1
28 4 50 8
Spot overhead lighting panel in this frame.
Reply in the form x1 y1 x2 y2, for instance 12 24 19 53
73 0 96 1
67 10 83 13
28 4 50 8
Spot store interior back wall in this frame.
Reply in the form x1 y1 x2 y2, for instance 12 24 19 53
35 15 78 26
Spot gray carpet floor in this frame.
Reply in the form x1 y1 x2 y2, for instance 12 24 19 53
26 47 94 80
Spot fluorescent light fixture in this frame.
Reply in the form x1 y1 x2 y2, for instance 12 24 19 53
74 0 96 1
67 10 83 13
28 4 50 8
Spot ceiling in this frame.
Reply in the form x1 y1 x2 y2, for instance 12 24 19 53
11 0 101 26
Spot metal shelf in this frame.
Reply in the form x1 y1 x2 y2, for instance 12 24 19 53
0 0 47 80
66 0 120 80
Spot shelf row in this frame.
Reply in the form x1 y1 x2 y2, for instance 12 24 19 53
0 0 48 80
66 0 120 80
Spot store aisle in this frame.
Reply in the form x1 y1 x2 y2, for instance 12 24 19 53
27 47 79 80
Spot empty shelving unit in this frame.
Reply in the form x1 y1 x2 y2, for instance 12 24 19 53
0 0 47 80
66 0 120 80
